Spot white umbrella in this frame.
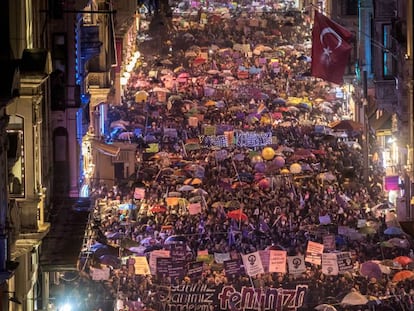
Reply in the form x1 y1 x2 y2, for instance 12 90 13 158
178 185 195 192
166 191 181 197
340 291 368 306
314 304 337 311
192 188 208 196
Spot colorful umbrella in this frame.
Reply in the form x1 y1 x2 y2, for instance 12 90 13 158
340 291 368 306
314 304 337 311
392 270 414 283
360 261 382 280
227 209 248 221
178 185 195 192
99 255 121 268
393 256 413 266
387 238 410 248
384 226 404 235
184 178 203 185
149 205 167 213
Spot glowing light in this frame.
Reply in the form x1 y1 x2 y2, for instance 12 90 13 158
60 303 72 311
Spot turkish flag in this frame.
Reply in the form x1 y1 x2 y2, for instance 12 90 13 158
311 10 353 84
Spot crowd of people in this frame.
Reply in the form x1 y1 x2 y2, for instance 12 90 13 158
80 2 414 311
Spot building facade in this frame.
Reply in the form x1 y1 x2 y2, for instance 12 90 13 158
329 0 413 223
1 0 53 310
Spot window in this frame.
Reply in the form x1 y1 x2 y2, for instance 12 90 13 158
7 115 25 197
382 24 395 78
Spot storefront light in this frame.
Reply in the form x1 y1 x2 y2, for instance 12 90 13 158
387 137 396 144
123 72 131 79
126 63 135 72
134 51 141 59
120 77 128 86
59 303 72 311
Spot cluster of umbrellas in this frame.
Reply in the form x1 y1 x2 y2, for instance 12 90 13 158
85 3 414 311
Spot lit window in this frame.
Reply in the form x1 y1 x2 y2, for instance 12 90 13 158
7 115 25 197
382 24 395 78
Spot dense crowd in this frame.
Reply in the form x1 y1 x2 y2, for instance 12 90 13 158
80 2 414 311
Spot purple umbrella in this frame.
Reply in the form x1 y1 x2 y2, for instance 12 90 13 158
99 255 121 268
360 261 382 280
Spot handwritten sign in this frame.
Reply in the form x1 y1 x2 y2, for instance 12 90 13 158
269 250 287 273
305 241 324 265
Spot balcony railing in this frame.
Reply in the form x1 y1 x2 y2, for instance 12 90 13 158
87 72 111 88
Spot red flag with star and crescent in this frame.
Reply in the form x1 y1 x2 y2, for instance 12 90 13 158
311 10 353 84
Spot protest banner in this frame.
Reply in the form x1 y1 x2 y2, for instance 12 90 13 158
337 252 354 273
134 256 151 275
305 241 324 265
223 259 243 280
90 266 110 281
242 252 264 276
269 250 287 273
149 249 170 275
323 235 336 251
214 252 231 264
322 253 339 275
156 257 172 278
259 250 270 273
187 261 204 279
287 255 306 275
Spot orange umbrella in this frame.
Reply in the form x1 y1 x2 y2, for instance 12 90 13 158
149 205 167 213
393 256 413 266
184 178 203 185
227 209 248 221
165 197 179 206
232 181 249 189
193 57 207 66
392 270 414 283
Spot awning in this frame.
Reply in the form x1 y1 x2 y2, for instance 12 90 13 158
40 198 90 271
369 112 392 132
93 141 120 157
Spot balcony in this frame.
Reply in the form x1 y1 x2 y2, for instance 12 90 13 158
80 25 102 62
87 72 111 89
374 79 398 111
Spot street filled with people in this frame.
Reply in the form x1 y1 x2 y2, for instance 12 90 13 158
80 2 414 311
